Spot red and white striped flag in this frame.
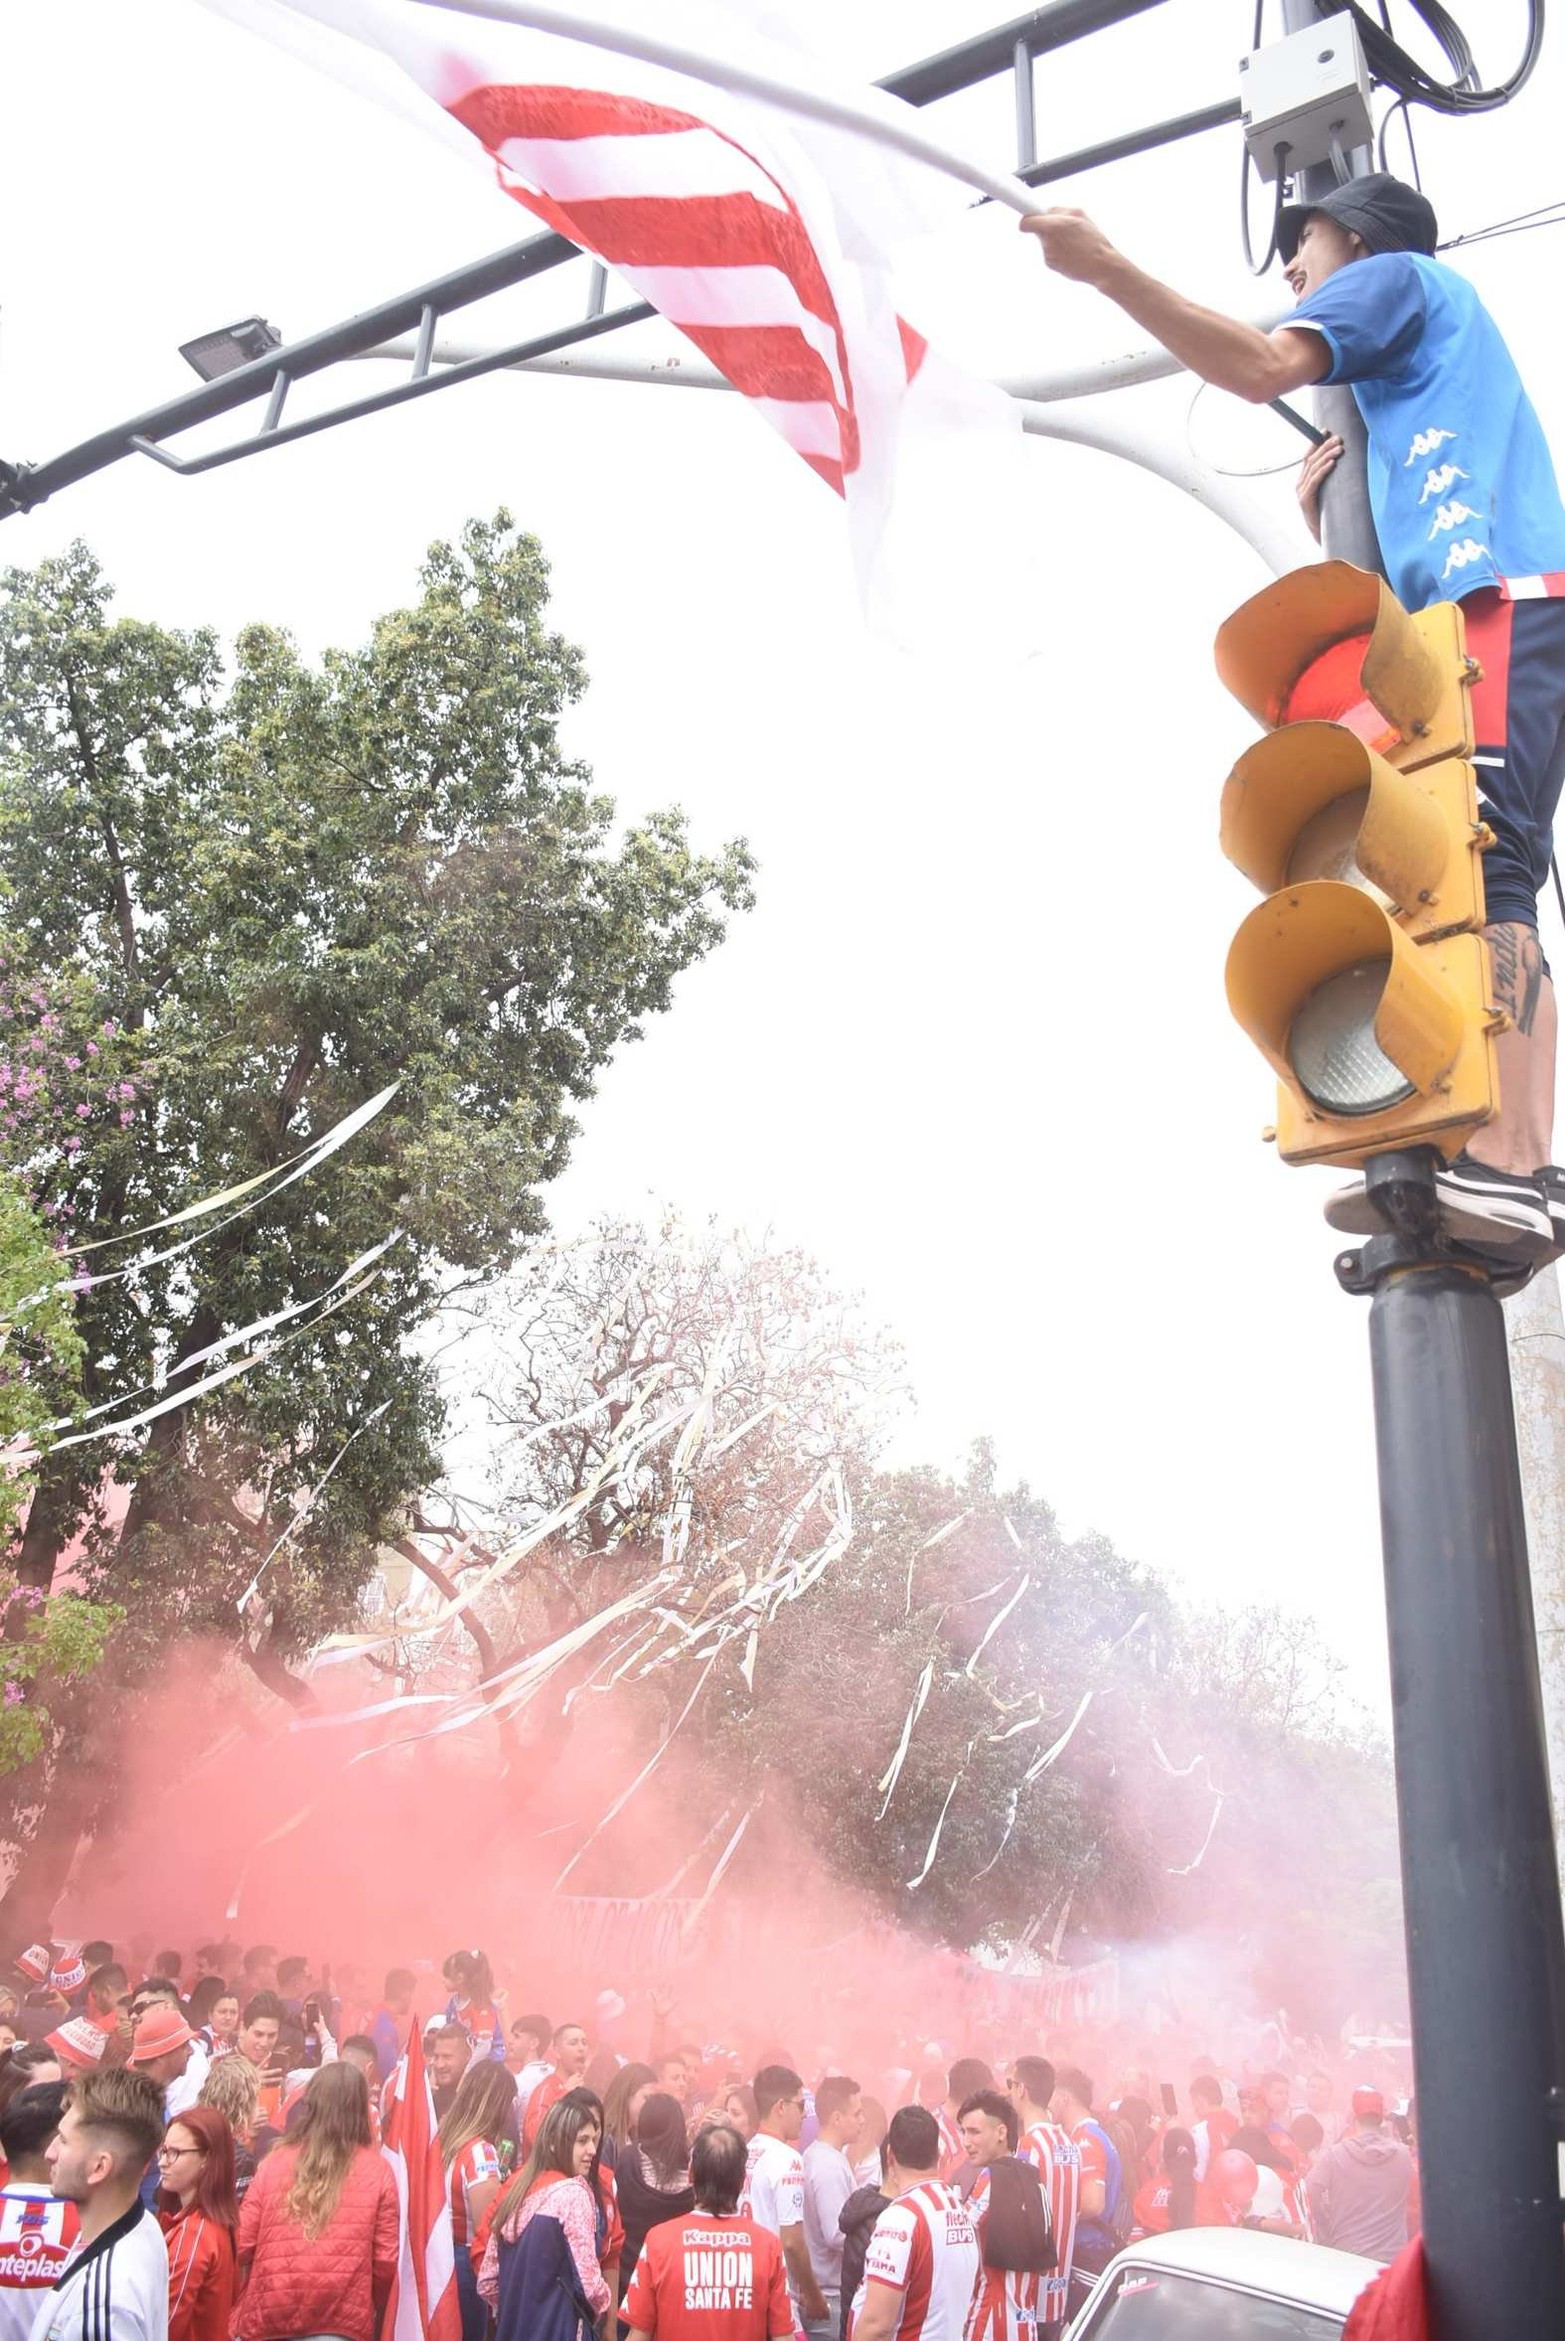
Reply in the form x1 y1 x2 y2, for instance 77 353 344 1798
204 0 1022 623
380 2022 461 2341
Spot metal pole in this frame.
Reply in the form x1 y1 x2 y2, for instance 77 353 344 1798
1013 37 1037 174
1278 0 1382 572
1506 1264 1565 1867
880 0 1168 106
1016 97 1240 192
0 227 585 518
1338 1156 1565 2341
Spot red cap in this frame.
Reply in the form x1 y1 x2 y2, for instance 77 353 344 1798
1351 2086 1385 2120
129 2005 194 2066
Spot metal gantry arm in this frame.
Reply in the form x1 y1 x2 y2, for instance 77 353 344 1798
348 327 1306 577
0 228 645 519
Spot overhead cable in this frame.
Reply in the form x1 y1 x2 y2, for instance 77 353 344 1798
1291 0 1543 115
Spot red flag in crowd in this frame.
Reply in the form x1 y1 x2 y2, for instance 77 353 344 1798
1343 2238 1428 2341
380 2020 461 2341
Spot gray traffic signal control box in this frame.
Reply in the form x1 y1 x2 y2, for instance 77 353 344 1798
1240 11 1373 183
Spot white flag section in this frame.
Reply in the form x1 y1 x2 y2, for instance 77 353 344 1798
203 0 1027 635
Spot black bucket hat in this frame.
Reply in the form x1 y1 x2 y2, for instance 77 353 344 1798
1277 171 1439 265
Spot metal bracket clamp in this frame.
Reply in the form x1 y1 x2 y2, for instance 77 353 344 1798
1333 1148 1537 1300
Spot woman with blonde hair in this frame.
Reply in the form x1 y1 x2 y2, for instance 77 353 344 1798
599 2061 656 2173
199 2050 263 2200
479 2092 612 2341
439 2058 519 2341
232 2059 398 2341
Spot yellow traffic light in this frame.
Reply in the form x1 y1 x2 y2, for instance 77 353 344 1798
1222 726 1483 941
1215 561 1472 770
1214 561 1500 1170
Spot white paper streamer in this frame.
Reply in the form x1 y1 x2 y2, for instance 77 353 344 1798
876 1658 934 1818
1022 1689 1094 1785
972 1784 1020 1880
554 1649 719 1886
50 1086 402 1310
964 1571 1031 1677
681 1804 751 1932
237 1398 395 1612
907 1511 968 1614
906 1756 968 1891
1168 1792 1226 1876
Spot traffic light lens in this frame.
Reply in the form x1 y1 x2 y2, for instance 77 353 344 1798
1285 788 1374 889
1288 959 1416 1115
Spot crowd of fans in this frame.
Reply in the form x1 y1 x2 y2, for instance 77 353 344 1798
0 1933 1419 2339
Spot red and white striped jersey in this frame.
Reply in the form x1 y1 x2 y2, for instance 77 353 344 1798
851 2180 980 2341
1283 2166 1312 2242
0 2185 78 2341
935 2107 965 2182
964 2168 1033 2341
1018 2121 1079 2326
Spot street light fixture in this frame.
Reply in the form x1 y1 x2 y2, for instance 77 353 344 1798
178 317 283 383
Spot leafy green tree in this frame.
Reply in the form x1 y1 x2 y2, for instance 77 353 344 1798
712 1455 1172 1944
0 1174 81 1539
0 520 753 1928
0 1023 124 1787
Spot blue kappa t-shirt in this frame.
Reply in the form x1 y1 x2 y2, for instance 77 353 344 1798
1289 251 1565 611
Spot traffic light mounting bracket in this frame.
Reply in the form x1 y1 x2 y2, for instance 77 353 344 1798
1330 1148 1532 1301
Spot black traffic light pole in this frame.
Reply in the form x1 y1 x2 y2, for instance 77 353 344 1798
1277 5 1565 2324
1336 1157 1565 2341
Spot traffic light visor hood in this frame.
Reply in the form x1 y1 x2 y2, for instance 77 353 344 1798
1226 881 1466 1105
1215 562 1444 742
1221 725 1453 913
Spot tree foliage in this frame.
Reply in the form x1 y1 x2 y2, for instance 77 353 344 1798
449 1215 1399 2014
0 522 753 1916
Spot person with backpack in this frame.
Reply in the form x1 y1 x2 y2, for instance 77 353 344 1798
956 2090 1055 2341
1005 2058 1078 2341
845 2106 979 2341
1049 2069 1128 2315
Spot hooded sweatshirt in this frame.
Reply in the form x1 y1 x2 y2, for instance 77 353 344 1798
836 2186 889 2341
1305 2127 1414 2263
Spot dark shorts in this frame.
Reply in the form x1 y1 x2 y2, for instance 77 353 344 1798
1463 591 1565 930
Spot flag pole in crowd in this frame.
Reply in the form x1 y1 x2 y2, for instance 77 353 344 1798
382 2018 461 2341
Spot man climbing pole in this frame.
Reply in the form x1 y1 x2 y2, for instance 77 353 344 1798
1021 173 1565 1263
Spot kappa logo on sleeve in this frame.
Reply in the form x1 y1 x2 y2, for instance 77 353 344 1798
1418 462 1470 502
1427 500 1481 539
1442 538 1492 577
1404 426 1458 465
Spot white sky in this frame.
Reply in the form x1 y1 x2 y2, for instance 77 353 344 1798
2 0 1557 1703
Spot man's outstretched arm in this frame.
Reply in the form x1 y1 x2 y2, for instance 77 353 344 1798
1021 208 1329 405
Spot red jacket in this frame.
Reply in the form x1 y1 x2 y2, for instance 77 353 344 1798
161 2206 235 2341
522 2069 569 2149
233 2143 399 2341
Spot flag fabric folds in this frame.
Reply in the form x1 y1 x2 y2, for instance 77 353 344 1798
381 2020 461 2341
205 0 1022 613
1342 2239 1428 2341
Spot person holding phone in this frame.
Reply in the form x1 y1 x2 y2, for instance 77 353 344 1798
234 1996 288 2133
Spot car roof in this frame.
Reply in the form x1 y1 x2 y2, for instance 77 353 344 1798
1101 2226 1381 2317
